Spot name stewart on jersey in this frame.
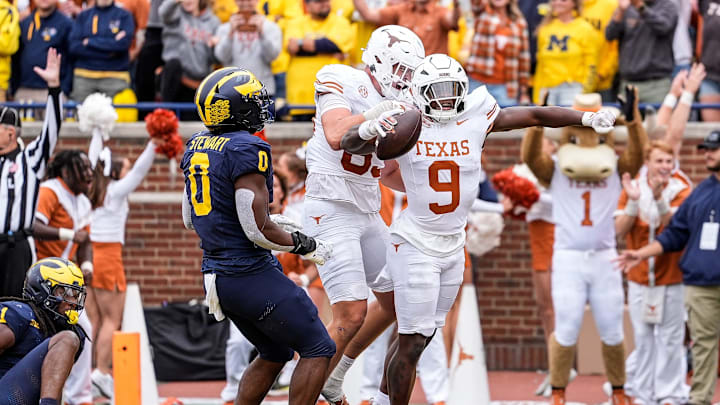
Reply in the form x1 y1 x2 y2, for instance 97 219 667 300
414 140 471 158
187 135 232 152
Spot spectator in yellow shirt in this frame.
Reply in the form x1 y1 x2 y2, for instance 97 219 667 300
285 0 354 119
532 0 601 105
581 0 619 99
0 0 20 102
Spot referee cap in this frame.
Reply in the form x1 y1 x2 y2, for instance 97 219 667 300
0 106 20 128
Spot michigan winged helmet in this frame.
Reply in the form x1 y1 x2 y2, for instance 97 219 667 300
23 257 86 326
194 67 274 133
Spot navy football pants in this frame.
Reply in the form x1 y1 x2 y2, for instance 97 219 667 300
0 338 50 405
215 266 336 363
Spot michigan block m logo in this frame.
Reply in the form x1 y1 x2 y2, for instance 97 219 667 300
548 35 569 51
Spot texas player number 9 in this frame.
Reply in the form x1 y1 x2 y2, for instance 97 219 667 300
428 160 460 214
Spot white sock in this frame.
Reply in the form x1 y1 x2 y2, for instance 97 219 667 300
329 355 355 381
372 390 390 405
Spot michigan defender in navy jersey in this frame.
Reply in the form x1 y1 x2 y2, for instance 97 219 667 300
181 67 335 405
0 257 87 405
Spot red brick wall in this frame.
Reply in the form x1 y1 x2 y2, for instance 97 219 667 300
52 134 712 370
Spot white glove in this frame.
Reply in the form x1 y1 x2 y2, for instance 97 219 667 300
270 214 303 233
582 109 616 134
358 108 404 140
362 100 405 120
302 238 333 265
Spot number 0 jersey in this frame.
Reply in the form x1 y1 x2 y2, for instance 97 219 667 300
306 64 386 213
181 130 276 273
550 158 621 250
392 87 499 257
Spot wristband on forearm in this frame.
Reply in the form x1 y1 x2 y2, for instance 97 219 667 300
655 197 670 216
59 228 75 241
662 93 677 109
299 274 310 287
624 199 639 217
679 90 694 106
81 261 94 273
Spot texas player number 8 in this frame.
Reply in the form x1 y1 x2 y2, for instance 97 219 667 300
428 160 460 214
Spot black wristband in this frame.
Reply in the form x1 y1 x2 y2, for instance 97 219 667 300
290 231 316 255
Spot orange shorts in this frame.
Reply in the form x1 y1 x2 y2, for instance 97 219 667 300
91 242 126 291
528 220 554 271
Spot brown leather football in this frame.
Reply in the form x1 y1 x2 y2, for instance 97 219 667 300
376 106 423 160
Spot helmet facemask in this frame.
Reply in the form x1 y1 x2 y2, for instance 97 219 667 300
36 281 86 326
233 88 274 133
415 79 467 122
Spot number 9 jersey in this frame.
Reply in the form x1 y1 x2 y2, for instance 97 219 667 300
392 86 499 256
181 130 275 273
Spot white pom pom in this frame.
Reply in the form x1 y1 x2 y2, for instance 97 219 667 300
77 93 118 139
465 212 504 257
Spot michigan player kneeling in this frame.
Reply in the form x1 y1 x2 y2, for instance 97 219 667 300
181 68 335 405
0 258 88 405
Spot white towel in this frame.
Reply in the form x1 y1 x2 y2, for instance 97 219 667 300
204 273 225 321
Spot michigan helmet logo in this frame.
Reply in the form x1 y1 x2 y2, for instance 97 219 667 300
195 67 273 133
24 257 86 326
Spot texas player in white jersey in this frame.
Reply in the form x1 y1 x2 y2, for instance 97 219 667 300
302 25 425 405
349 54 617 405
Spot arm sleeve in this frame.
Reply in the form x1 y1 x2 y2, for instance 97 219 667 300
68 14 115 59
213 23 233 65
656 194 692 252
314 37 342 54
108 141 156 198
259 21 282 63
377 5 401 26
0 6 20 57
605 16 624 40
86 13 135 52
0 304 29 340
518 20 531 88
641 1 678 35
24 88 62 179
34 187 58 225
159 0 182 24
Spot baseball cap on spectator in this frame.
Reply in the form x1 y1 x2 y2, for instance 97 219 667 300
0 107 21 128
698 130 720 150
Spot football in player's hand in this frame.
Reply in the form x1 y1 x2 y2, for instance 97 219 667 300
376 106 423 160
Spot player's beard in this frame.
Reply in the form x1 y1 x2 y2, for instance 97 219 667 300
316 10 330 18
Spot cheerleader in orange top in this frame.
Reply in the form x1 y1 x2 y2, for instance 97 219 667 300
84 139 158 398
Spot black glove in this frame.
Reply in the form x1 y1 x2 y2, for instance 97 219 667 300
618 85 636 122
290 231 317 255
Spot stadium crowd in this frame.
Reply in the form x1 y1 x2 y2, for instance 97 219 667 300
0 0 719 404
0 0 719 119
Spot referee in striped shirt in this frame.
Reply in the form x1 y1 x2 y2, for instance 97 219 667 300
0 48 62 298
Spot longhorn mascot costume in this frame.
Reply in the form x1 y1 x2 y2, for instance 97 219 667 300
522 87 647 405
